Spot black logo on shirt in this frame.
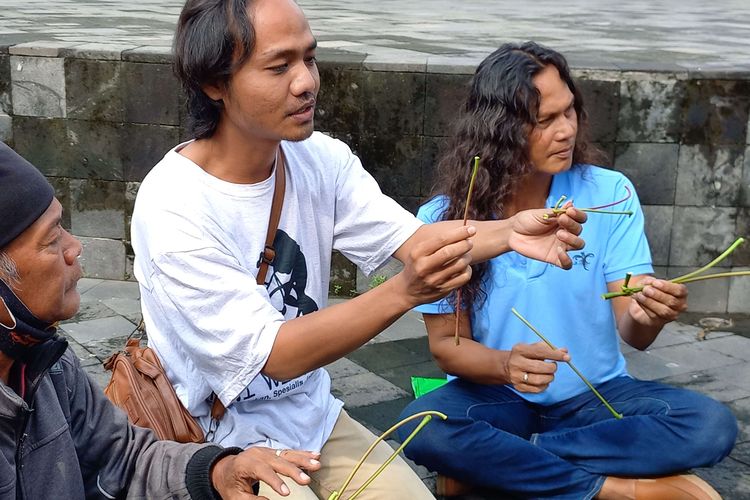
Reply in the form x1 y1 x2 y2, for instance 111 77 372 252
572 252 595 271
265 230 319 317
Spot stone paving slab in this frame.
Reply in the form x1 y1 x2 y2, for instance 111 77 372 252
1 0 750 72
58 279 750 497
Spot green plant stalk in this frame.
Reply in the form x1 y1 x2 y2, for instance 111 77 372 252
511 308 623 419
328 411 448 500
455 156 481 346
602 237 747 300
544 208 633 219
602 271 750 299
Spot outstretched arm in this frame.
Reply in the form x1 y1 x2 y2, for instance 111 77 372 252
394 204 586 269
264 226 474 380
609 275 688 350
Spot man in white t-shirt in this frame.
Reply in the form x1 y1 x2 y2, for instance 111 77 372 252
131 0 587 498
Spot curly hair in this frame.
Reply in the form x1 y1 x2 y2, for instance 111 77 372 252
432 41 603 312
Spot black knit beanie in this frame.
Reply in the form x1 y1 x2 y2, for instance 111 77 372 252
0 142 55 249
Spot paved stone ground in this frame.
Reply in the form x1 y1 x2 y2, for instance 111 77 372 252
64 278 750 498
1 0 750 71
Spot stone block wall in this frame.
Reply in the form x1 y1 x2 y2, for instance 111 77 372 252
1 44 748 313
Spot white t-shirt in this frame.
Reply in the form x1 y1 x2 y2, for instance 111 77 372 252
131 132 422 450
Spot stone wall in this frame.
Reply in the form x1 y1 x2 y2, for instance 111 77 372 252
1 44 748 313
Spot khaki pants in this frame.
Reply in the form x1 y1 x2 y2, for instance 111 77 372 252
259 410 434 499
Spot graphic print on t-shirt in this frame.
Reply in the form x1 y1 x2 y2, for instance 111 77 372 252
234 230 320 405
265 230 319 317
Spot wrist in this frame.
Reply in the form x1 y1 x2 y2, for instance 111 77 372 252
186 445 243 500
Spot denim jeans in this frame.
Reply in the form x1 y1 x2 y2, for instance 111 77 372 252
397 376 737 499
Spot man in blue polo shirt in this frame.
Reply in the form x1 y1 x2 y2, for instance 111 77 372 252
398 42 737 500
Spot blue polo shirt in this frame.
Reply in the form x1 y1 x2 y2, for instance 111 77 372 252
416 165 653 404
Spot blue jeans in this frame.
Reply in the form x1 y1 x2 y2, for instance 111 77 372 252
397 376 737 499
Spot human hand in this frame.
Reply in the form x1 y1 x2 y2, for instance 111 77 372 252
628 277 687 327
504 341 570 393
508 203 587 269
393 225 474 307
211 447 321 499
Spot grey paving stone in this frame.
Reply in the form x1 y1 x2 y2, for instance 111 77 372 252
424 73 471 137
8 40 82 57
61 42 137 61
675 145 744 207
0 53 10 113
100 297 142 324
368 310 429 345
361 70 425 137
82 279 140 302
682 79 750 146
737 209 750 267
121 61 180 126
728 397 750 444
648 323 698 349
668 266 732 313
358 134 422 197
742 147 750 208
729 267 750 314
617 78 684 143
60 337 100 367
642 205 674 267
331 371 409 408
325 357 369 380
694 452 750 500
700 334 750 361
78 237 127 280
120 123 179 182
64 58 122 122
0 113 10 143
649 340 743 377
613 143 678 205
64 299 119 323
420 136 447 197
347 397 415 435
70 179 126 239
59 315 136 344
660 368 750 404
66 119 124 180
76 277 104 295
10 55 66 117
348 337 434 373
577 78 619 143
10 116 71 176
668 207 737 267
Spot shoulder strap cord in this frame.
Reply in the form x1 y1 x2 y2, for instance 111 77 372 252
209 147 286 423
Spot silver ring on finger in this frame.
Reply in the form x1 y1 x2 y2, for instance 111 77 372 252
275 448 288 457
523 372 529 383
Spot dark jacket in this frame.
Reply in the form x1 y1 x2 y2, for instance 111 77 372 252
0 337 236 499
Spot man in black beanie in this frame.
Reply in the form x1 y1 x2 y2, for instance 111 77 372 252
0 141 320 499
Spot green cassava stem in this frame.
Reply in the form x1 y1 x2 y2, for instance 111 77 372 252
511 308 624 420
455 156 481 346
603 237 748 300
328 411 448 500
543 186 634 219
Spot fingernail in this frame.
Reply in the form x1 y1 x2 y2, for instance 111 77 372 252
300 472 310 481
281 484 290 495
467 225 476 235
310 459 320 466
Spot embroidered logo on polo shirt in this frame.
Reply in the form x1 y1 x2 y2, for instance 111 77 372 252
572 252 595 271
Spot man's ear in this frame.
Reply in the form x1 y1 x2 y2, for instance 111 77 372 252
202 82 225 102
0 298 16 330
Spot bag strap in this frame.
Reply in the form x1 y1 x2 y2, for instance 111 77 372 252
210 147 286 423
256 148 286 285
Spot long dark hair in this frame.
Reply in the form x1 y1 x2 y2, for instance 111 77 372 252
173 0 256 139
433 41 602 311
